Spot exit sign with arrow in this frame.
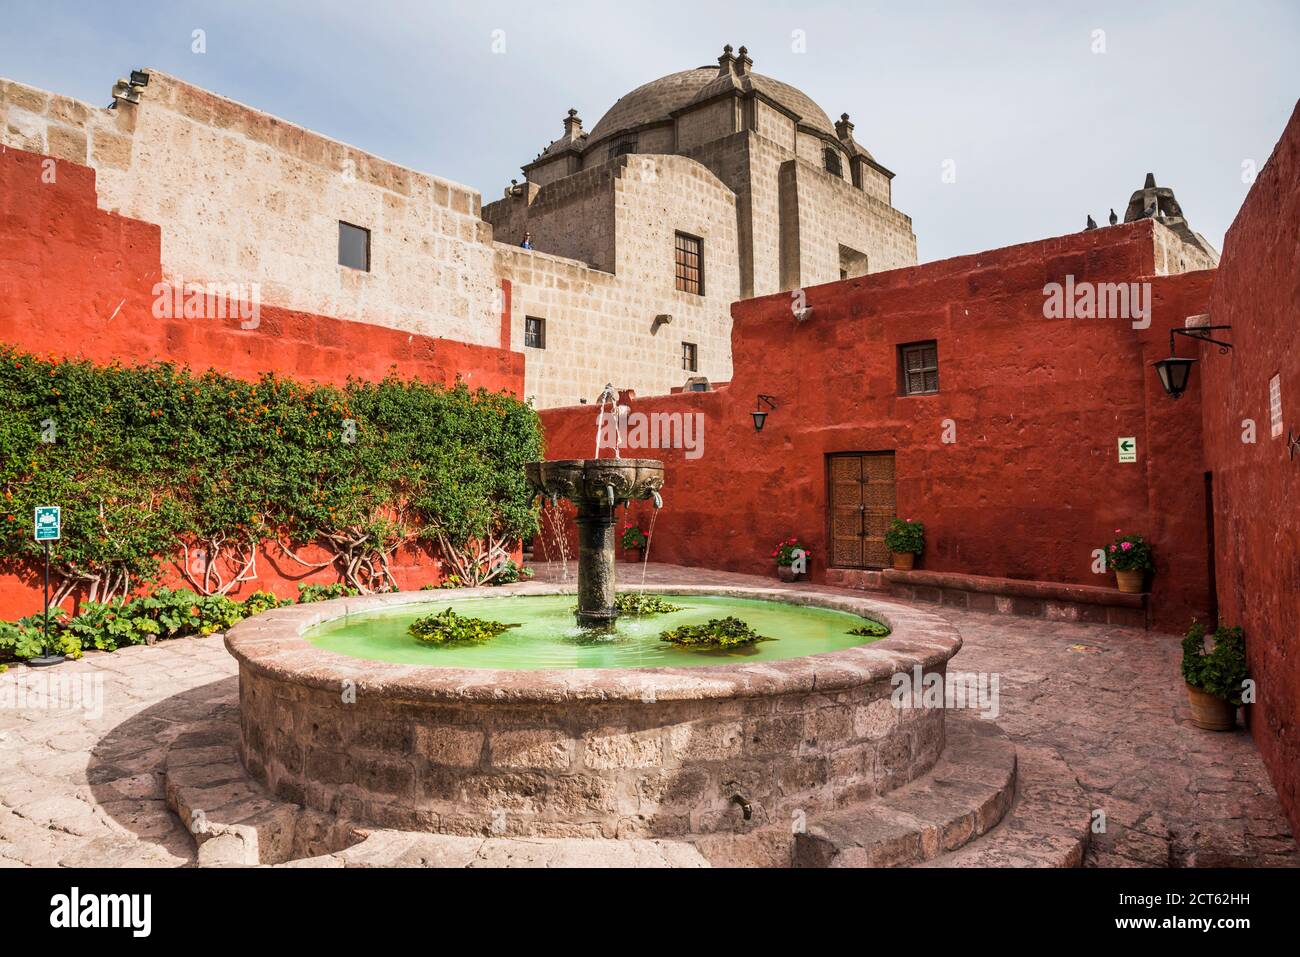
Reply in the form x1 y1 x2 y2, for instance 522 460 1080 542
1117 437 1137 463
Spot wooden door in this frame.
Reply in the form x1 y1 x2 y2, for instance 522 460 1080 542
827 452 896 568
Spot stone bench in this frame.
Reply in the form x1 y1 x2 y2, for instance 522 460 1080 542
880 569 1148 629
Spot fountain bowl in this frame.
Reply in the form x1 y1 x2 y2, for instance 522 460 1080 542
526 458 664 506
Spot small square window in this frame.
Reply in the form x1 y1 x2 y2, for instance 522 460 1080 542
525 316 546 349
898 341 939 395
338 221 370 271
674 232 704 296
681 342 698 373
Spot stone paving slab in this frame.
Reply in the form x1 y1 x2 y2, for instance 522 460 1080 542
0 565 1294 867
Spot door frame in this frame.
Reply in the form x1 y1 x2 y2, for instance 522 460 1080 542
824 449 896 570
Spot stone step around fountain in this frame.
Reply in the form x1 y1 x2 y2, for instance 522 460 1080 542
793 715 1018 868
912 742 1091 868
164 719 362 866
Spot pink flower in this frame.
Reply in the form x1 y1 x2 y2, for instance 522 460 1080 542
1109 545 1117 552
1120 541 1133 551
1114 529 1122 534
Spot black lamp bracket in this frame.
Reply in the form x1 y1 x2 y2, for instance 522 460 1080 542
1170 325 1234 356
755 394 777 411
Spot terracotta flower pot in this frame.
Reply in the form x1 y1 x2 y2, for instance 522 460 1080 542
1114 569 1145 593
777 565 799 582
892 552 915 571
1186 683 1237 731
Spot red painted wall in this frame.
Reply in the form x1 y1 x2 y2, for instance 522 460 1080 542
540 222 1214 632
0 145 524 615
1200 101 1300 838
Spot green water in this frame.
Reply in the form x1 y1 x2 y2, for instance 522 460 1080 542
304 594 884 670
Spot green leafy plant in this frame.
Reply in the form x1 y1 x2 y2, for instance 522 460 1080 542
1103 530 1155 572
1182 621 1249 705
620 523 648 551
0 612 80 659
614 592 681 616
848 619 891 638
296 582 359 604
492 559 533 585
242 590 291 617
772 537 812 567
0 347 542 604
409 607 511 645
659 616 772 649
884 518 924 556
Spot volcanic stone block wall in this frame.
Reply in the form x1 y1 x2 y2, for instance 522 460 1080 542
1200 101 1300 840
0 72 503 349
494 153 739 405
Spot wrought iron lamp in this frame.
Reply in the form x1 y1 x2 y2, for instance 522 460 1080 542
1153 325 1233 399
751 394 777 432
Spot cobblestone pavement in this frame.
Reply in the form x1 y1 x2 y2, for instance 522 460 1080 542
0 563 1294 867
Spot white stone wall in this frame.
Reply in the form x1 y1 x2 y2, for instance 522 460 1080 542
496 154 738 406
1 72 503 348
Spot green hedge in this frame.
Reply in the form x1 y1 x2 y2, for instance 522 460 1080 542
0 346 542 607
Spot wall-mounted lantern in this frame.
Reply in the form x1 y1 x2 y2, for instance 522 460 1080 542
1153 324 1233 399
752 394 777 432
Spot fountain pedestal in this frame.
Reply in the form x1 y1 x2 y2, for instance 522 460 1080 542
526 458 664 626
575 495 618 626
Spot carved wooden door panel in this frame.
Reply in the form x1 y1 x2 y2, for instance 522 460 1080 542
827 452 895 569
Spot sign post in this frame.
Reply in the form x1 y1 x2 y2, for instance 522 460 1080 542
33 507 61 665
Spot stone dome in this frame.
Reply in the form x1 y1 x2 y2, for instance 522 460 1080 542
587 64 839 143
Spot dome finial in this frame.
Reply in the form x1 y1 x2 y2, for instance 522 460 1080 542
717 44 737 76
736 45 752 75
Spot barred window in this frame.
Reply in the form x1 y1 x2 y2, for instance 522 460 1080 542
674 232 704 296
608 134 638 159
824 147 843 177
899 341 939 395
524 316 546 349
682 342 698 373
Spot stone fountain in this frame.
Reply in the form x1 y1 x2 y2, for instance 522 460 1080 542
525 383 664 626
525 457 663 625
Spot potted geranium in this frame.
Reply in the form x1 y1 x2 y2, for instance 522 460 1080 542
1104 530 1154 593
884 518 924 570
773 537 812 582
620 522 648 562
1181 621 1248 731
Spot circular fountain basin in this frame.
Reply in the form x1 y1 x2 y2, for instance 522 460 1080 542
225 583 961 839
306 593 881 669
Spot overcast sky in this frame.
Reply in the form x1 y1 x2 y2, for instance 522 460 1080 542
3 0 1297 263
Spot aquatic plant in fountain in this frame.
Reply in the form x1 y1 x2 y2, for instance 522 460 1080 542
409 607 511 645
659 616 773 649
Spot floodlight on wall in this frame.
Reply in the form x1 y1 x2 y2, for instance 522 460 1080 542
1153 325 1233 399
129 70 151 88
752 394 777 432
